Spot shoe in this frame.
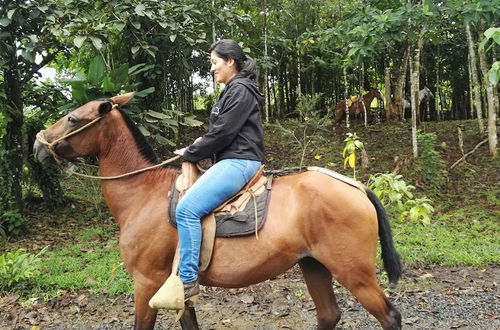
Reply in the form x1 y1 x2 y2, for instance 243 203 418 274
183 281 200 301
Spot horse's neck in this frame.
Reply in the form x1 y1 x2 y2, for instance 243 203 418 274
97 112 176 226
419 90 428 103
364 92 375 104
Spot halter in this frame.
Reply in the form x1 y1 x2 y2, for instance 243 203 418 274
35 114 107 164
35 103 182 180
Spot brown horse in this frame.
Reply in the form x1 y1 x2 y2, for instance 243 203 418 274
335 88 384 124
33 93 402 330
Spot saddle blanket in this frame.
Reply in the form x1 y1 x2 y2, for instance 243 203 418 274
168 177 272 238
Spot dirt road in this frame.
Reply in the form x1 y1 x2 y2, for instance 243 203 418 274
1 264 498 329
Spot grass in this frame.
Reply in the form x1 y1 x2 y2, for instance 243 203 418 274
393 214 498 266
5 226 134 299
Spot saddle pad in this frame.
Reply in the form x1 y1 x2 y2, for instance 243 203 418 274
168 180 271 238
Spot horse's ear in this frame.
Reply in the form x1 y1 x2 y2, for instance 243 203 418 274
111 92 135 107
98 101 113 115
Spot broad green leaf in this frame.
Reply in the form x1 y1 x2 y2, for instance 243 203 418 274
131 46 140 54
135 4 146 16
7 9 16 20
88 56 106 86
90 36 103 50
110 64 129 86
154 134 175 146
74 36 87 48
147 110 169 119
134 87 155 97
102 76 116 92
170 35 177 42
72 86 89 104
129 63 154 76
348 153 355 168
113 22 126 32
0 18 10 27
138 125 150 136
488 61 500 85
182 116 203 127
131 21 141 30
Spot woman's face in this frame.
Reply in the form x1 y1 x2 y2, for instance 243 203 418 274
210 50 237 84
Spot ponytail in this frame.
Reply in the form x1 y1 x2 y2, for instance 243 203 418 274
238 54 257 81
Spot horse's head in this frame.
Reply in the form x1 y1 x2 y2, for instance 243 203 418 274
371 88 384 101
423 86 434 99
33 92 134 164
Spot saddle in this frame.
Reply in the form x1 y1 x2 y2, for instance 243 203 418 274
168 162 271 272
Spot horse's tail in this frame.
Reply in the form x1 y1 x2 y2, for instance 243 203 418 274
366 188 402 283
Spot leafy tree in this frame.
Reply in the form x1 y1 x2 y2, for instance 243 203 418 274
0 0 69 211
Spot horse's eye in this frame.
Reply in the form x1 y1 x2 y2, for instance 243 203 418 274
68 116 78 124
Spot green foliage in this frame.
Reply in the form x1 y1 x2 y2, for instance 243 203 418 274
479 27 500 85
416 131 446 189
400 198 434 225
295 93 323 121
0 210 26 236
0 248 45 289
368 173 434 225
61 55 139 105
368 173 415 206
0 149 13 208
342 133 364 179
0 112 8 140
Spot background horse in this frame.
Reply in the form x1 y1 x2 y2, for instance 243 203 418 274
34 93 402 330
335 88 384 124
403 86 434 120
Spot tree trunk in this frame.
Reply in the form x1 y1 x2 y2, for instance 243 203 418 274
361 62 367 127
384 67 393 120
263 0 269 123
410 33 424 158
385 46 410 120
3 46 24 211
477 31 498 157
343 66 350 128
465 22 485 134
410 50 419 158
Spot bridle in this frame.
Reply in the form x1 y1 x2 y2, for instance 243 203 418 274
35 103 181 180
36 114 107 164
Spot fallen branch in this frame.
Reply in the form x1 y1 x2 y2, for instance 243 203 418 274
450 138 488 169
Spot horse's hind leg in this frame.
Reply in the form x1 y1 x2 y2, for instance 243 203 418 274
299 257 341 330
335 266 401 330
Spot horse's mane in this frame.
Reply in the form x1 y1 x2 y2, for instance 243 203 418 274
118 109 162 165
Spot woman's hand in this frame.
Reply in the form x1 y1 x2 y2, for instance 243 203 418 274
174 147 187 156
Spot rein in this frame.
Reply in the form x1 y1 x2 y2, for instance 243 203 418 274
35 104 182 180
68 155 181 180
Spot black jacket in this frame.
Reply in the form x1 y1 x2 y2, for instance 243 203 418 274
183 76 265 163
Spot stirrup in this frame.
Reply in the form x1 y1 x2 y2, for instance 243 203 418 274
149 273 184 310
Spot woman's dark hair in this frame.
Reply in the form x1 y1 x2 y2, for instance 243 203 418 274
210 39 257 81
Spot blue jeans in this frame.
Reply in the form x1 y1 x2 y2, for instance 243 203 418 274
176 158 262 283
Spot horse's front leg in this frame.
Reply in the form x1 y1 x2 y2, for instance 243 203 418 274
133 279 160 330
180 306 200 330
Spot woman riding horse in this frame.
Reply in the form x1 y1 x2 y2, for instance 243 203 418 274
33 97 402 329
